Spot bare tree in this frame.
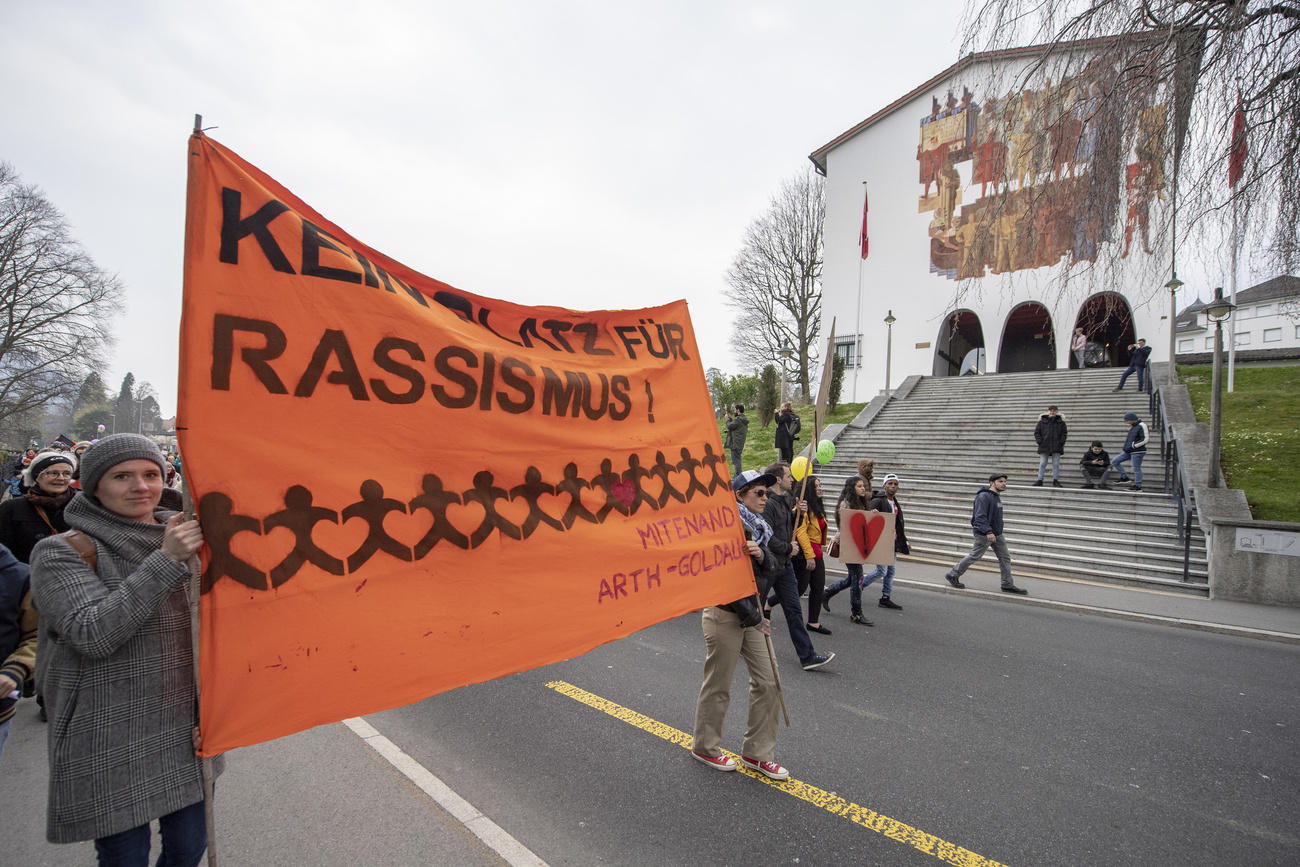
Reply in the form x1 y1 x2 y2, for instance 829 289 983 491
0 163 121 432
726 167 824 400
960 0 1300 274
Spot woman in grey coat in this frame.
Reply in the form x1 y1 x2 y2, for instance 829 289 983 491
31 434 210 865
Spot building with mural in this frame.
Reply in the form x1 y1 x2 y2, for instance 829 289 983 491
811 36 1191 401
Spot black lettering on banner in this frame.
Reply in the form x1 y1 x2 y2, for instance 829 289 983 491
573 323 614 356
432 346 479 408
301 219 364 285
663 323 691 360
609 376 631 421
207 316 653 421
496 357 536 414
541 368 584 417
540 320 575 353
294 329 370 400
219 189 294 273
370 337 426 404
354 249 429 307
211 314 289 394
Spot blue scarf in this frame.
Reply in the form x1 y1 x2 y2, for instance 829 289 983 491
736 501 772 549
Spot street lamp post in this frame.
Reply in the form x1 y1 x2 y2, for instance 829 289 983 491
778 339 794 403
883 309 896 396
1165 276 1184 384
1204 286 1236 488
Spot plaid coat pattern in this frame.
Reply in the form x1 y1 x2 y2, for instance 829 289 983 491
31 494 220 843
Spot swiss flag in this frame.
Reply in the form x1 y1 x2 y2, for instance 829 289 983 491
859 187 869 259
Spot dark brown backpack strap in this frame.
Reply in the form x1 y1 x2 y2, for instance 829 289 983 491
59 530 98 571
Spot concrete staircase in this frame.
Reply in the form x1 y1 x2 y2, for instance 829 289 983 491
819 367 1208 593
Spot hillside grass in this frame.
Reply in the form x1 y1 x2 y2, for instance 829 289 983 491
716 401 867 475
1178 363 1300 522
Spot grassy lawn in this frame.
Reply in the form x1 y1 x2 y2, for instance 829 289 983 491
716 401 867 474
1178 363 1300 522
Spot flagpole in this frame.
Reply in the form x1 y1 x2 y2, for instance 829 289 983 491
183 113 219 867
1227 86 1244 393
852 182 866 401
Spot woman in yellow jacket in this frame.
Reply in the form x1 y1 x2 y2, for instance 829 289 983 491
793 476 831 635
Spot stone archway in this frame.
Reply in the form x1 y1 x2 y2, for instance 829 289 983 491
933 310 986 377
997 302 1056 373
1071 291 1136 368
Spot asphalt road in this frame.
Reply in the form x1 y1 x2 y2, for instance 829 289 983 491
366 589 1300 866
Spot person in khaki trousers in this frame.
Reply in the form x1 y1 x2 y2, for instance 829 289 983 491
691 469 789 781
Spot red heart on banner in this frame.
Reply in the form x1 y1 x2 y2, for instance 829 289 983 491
611 481 636 507
849 511 886 558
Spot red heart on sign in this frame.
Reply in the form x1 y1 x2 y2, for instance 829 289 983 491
611 481 636 507
849 511 886 558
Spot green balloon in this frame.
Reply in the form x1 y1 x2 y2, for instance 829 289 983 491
816 439 835 464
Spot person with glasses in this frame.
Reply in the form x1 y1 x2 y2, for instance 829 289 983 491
0 451 77 564
692 469 792 781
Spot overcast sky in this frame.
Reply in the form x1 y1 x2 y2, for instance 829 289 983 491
2 1 968 418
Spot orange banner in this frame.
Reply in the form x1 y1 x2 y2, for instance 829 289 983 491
179 135 753 754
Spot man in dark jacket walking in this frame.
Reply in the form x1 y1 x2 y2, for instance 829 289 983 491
1033 405 1068 487
944 473 1027 594
1114 338 1153 393
723 404 749 476
862 474 909 610
762 462 833 671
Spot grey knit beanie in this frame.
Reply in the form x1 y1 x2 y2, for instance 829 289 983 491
79 433 167 497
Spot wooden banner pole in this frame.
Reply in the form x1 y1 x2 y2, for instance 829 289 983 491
181 114 218 867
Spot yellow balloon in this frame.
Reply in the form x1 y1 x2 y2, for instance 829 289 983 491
791 456 810 481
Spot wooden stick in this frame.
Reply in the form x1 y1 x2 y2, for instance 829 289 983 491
762 623 792 728
180 467 218 867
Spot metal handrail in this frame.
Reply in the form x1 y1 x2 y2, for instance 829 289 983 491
1150 385 1194 582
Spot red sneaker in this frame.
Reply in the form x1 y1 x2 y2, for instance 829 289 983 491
692 751 737 771
739 756 790 780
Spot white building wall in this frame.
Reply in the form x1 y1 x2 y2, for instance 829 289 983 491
819 53 1174 402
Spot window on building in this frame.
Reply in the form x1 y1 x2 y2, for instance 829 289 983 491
1177 338 1194 352
1204 337 1214 349
834 338 860 368
1263 328 1282 343
1234 332 1251 346
1256 304 1272 317
1296 325 1300 340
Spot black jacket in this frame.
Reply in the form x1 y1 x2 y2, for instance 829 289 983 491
1131 344 1153 368
774 410 800 451
723 525 775 627
762 489 798 568
1034 413 1068 455
0 494 71 564
868 491 910 555
1079 447 1111 474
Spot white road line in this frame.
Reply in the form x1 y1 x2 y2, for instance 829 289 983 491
343 717 548 867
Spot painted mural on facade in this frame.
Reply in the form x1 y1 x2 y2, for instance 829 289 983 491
917 60 1167 280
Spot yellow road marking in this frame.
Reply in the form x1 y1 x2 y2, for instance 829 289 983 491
546 680 1008 867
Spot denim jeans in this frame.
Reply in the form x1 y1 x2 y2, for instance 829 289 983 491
1111 450 1145 486
1117 364 1147 391
826 562 865 612
0 718 10 766
770 562 816 664
729 448 743 477
862 563 895 596
948 533 1014 588
1036 453 1061 482
94 799 207 867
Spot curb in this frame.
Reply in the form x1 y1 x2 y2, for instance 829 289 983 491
895 578 1300 646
